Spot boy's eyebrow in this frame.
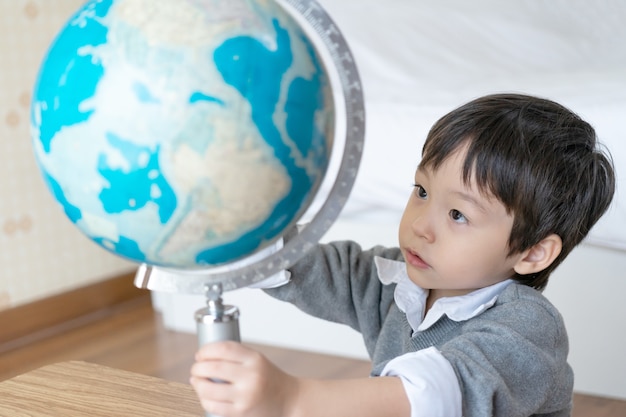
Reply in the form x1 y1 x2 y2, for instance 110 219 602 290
451 190 489 213
415 165 429 178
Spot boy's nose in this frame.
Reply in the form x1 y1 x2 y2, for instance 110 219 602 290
411 210 435 242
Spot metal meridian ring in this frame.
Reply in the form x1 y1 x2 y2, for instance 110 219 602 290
137 0 365 294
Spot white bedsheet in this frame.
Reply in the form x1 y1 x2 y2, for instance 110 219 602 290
314 0 626 251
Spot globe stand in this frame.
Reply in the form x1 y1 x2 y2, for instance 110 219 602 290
133 1 364 416
195 285 240 417
195 283 241 348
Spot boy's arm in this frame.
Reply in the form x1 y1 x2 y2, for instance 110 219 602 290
264 241 403 343
190 341 410 417
294 376 409 417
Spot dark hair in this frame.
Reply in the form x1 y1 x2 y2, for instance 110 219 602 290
420 93 615 290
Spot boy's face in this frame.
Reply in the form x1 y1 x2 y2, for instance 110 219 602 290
398 147 524 299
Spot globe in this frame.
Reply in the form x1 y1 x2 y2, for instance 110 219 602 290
31 0 335 269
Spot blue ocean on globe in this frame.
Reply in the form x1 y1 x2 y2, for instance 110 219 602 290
31 0 334 268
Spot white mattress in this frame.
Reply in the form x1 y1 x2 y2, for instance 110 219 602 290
313 0 626 251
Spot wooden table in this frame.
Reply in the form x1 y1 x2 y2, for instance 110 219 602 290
0 361 204 416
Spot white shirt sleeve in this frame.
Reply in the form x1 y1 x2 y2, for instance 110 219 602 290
380 346 462 417
246 269 290 288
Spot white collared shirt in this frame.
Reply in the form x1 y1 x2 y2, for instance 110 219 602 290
375 256 512 417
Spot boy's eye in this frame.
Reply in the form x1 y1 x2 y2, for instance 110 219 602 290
450 209 468 224
413 184 427 199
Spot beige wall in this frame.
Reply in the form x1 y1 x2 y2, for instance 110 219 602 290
0 0 135 310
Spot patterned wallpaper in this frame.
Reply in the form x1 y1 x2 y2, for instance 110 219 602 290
0 0 135 311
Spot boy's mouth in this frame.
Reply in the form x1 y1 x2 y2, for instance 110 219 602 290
404 249 430 269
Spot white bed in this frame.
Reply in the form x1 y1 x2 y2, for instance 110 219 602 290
154 0 626 399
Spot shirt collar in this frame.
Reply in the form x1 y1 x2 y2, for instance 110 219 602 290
374 256 512 334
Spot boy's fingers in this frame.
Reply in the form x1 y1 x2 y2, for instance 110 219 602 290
195 340 250 361
190 376 235 402
190 379 233 417
190 357 243 382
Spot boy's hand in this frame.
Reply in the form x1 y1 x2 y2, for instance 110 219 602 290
190 341 298 417
191 341 410 417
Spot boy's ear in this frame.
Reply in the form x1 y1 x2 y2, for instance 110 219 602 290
514 234 563 275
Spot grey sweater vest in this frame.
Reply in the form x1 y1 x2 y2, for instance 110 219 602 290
266 240 573 416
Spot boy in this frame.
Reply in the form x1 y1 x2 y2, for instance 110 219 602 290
190 93 615 416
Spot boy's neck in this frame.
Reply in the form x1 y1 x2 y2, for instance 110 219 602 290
425 291 436 314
